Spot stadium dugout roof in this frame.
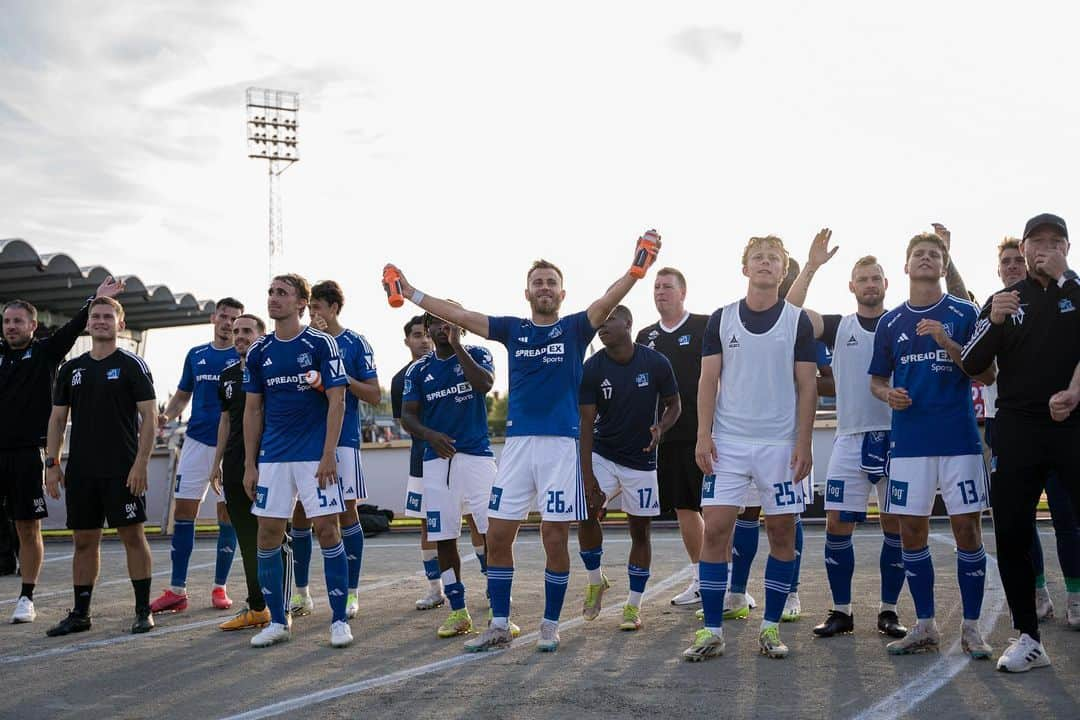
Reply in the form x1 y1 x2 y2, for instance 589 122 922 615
0 238 217 331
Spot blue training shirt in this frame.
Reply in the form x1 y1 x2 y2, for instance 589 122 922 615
177 343 239 446
487 310 596 437
868 294 982 458
243 327 348 463
335 329 377 449
579 345 678 471
403 345 495 460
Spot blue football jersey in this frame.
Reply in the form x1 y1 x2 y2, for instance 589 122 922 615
243 327 348 463
403 345 495 460
868 295 982 457
487 311 596 437
177 343 239 446
579 345 678 471
335 329 377 449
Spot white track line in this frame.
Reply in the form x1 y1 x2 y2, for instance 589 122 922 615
219 564 696 720
850 533 1007 720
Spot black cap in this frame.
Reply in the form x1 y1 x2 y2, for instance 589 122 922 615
1023 213 1068 240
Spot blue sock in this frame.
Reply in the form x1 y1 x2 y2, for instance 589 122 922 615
880 533 905 605
423 556 441 581
543 569 570 622
902 546 935 619
257 547 286 625
322 542 349 623
1030 525 1045 583
699 560 728 629
214 522 237 586
628 564 650 594
729 519 759 594
487 565 513 620
791 516 804 592
956 546 987 620
763 555 797 623
341 522 365 591
444 568 466 611
475 548 488 576
824 533 855 607
580 546 603 571
291 528 312 589
170 519 195 589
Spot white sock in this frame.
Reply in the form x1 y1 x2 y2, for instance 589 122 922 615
213 583 226 591
490 616 509 629
962 617 980 629
879 602 896 613
834 603 852 615
296 585 309 596
705 625 722 636
440 567 458 586
429 577 443 592
760 619 779 631
587 567 603 586
348 587 358 595
171 586 187 595
627 591 643 608
728 592 745 605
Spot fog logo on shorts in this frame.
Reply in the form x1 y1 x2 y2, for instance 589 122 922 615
889 480 908 508
426 510 441 533
701 474 716 500
255 486 269 509
826 479 844 503
406 491 422 512
488 486 503 511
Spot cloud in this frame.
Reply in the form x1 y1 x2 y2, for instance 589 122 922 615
668 25 743 66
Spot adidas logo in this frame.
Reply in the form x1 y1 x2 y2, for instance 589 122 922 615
346 553 358 561
425 373 435 382
846 335 858 346
328 588 346 597
197 358 207 365
601 379 612 388
263 357 273 367
825 557 839 566
260 587 272 594
728 335 740 348
518 336 529 343
897 332 910 343
964 570 985 577
221 547 234 554
904 570 917 578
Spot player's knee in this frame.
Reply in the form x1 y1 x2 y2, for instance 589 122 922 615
72 531 98 553
217 503 230 523
952 518 982 550
173 498 199 521
312 520 341 547
541 522 569 551
14 519 40 541
702 520 731 551
825 512 854 536
628 517 650 544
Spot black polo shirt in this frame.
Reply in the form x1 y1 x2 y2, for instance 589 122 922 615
217 360 246 472
636 313 709 446
53 349 156 477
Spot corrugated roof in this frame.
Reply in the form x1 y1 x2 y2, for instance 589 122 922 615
0 238 217 330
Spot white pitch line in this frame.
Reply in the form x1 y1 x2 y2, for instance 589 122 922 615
850 533 1007 720
0 561 218 606
219 564 696 720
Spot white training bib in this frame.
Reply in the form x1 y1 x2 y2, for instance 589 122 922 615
832 313 892 436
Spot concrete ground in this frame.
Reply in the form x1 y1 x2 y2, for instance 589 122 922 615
1 521 1078 720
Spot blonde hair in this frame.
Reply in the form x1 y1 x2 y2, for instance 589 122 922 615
741 235 790 276
997 236 1020 258
905 232 948 262
851 255 884 278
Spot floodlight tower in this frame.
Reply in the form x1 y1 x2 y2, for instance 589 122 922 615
246 88 299 280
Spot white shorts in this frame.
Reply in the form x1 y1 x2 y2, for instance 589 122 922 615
701 440 805 516
593 453 660 517
488 436 586 522
253 461 345 520
423 454 497 541
404 475 425 519
336 446 366 503
883 455 989 517
823 433 884 513
174 437 224 504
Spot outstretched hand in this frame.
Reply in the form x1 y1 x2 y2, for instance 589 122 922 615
807 228 837 270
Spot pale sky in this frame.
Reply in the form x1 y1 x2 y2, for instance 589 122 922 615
3 0 1078 404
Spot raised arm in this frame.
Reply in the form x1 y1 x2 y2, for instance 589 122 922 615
931 224 969 301
586 231 663 328
42 276 125 360
383 264 491 338
451 331 494 395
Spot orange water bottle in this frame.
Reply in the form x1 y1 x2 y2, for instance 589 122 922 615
383 267 405 308
630 229 660 278
303 370 325 392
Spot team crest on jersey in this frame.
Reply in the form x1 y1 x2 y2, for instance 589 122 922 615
242 368 251 383
71 368 82 386
846 335 858 346
635 372 649 387
678 334 691 346
225 383 234 400
453 364 464 376
1011 305 1027 325
106 368 121 380
727 335 740 349
647 329 659 340
1060 299 1076 313
941 322 955 338
296 352 313 368
21 348 32 360
403 379 412 395
548 325 563 340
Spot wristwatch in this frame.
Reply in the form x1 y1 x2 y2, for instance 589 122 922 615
44 457 59 469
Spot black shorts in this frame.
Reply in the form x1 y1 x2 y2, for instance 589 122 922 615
657 442 703 513
65 475 146 530
0 448 48 521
